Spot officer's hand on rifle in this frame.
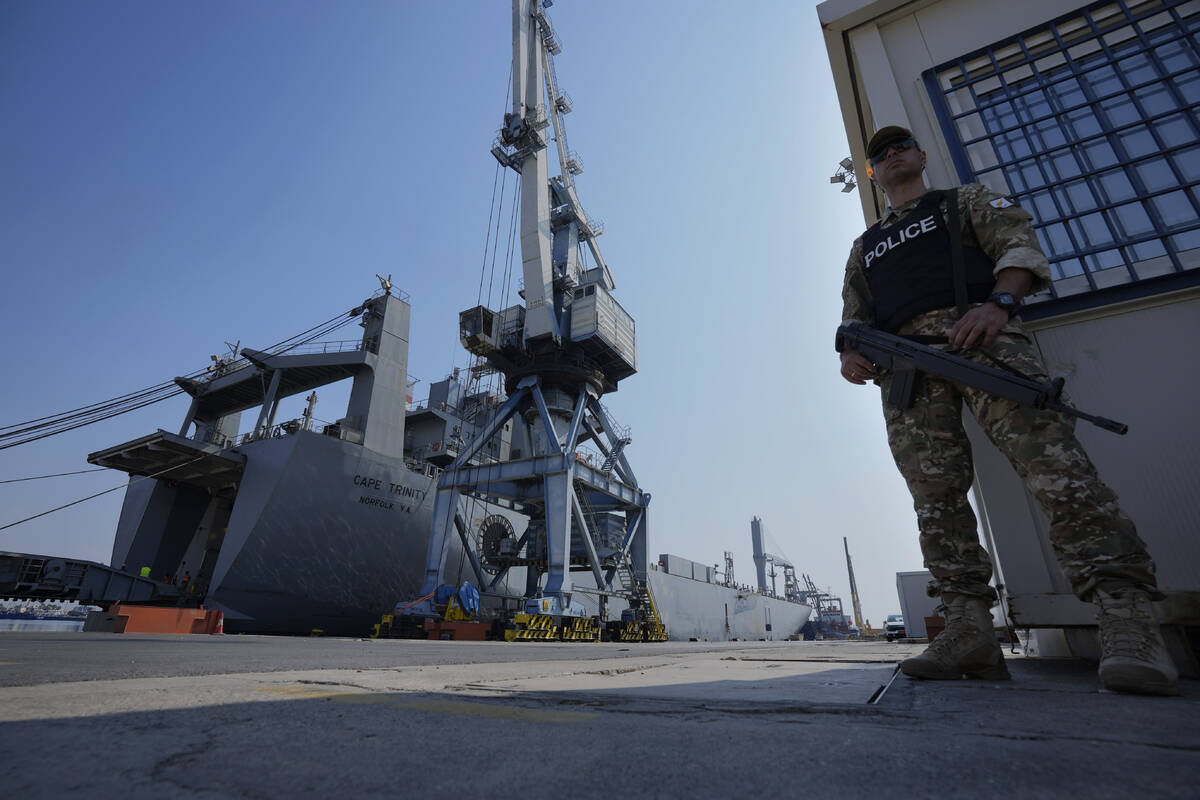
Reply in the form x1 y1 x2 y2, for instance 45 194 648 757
840 348 878 385
949 303 1010 350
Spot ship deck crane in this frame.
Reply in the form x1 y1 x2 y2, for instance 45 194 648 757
396 0 661 642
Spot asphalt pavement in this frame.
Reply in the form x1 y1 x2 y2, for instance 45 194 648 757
0 633 1196 798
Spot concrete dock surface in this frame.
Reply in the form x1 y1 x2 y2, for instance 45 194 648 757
0 633 1195 798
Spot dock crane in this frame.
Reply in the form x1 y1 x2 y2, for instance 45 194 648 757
395 0 661 642
796 573 849 638
844 536 866 633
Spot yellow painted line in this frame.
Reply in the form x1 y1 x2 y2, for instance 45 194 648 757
254 685 345 699
255 685 596 722
360 697 598 723
0 661 16 666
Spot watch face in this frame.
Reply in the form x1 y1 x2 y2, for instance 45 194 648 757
989 292 1016 310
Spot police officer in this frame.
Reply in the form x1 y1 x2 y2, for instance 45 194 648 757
840 125 1177 695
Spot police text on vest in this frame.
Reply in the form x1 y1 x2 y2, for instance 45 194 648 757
864 215 938 269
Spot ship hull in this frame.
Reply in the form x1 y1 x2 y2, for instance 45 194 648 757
106 428 808 640
204 431 435 635
110 429 521 636
647 570 812 641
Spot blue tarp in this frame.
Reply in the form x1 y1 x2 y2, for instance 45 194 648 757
457 582 480 616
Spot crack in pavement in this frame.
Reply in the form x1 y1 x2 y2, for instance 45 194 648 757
150 724 218 780
735 657 904 664
444 684 926 723
292 678 378 692
920 726 1200 753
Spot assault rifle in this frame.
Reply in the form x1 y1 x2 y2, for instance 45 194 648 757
835 321 1128 435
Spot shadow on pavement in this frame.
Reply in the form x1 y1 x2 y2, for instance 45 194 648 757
2 659 1198 799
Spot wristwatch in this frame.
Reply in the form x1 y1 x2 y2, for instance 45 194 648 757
987 292 1019 316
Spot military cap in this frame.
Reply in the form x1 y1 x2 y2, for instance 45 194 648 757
866 125 917 161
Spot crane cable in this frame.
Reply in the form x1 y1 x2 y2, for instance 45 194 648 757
0 377 199 434
0 305 363 451
0 468 108 484
459 128 521 584
438 63 518 583
0 451 214 533
0 299 375 531
0 306 355 438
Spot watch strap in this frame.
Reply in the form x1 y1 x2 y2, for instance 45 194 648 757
987 292 1019 317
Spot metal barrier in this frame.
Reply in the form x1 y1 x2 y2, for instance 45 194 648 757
270 339 365 357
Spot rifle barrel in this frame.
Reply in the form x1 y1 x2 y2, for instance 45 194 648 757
1044 401 1129 435
836 322 1129 436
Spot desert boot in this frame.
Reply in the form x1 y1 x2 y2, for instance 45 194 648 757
1095 588 1179 696
900 593 1010 680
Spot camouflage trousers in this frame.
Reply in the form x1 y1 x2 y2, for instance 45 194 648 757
880 308 1158 602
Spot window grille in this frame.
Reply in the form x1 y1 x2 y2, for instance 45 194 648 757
923 0 1200 306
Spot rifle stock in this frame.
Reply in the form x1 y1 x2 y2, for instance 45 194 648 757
835 321 1128 435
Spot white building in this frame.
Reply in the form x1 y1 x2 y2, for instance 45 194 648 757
818 0 1199 668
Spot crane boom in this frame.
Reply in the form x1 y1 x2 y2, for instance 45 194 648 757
512 0 557 341
502 0 615 345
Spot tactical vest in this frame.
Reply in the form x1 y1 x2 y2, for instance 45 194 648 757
862 190 995 333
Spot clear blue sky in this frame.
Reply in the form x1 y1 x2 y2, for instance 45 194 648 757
0 0 923 627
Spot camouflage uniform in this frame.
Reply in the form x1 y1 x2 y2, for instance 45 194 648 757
842 183 1159 602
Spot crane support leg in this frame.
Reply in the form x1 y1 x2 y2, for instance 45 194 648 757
453 513 488 589
538 468 574 612
415 487 462 602
570 485 606 590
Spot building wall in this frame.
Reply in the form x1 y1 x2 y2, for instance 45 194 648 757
819 0 1200 638
896 570 940 638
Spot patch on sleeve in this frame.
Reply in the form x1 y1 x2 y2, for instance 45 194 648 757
989 196 1016 209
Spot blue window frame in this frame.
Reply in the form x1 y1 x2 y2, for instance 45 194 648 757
923 0 1200 310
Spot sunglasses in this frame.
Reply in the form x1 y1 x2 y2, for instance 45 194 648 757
868 138 918 166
